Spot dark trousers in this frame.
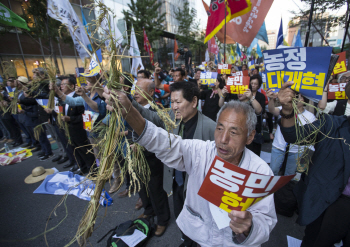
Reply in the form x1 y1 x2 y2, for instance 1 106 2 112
301 195 350 247
69 127 95 172
54 125 75 164
266 112 274 134
139 158 170 226
2 117 22 143
13 115 31 144
25 125 51 155
173 172 194 246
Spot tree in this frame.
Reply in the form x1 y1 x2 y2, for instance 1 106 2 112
123 0 166 51
174 1 201 49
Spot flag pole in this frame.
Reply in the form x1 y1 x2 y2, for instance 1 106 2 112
224 2 227 63
341 11 350 52
304 0 315 47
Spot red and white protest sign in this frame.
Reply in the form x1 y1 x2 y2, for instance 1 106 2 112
328 82 348 100
218 64 232 74
226 75 250 94
198 156 294 213
332 51 347 75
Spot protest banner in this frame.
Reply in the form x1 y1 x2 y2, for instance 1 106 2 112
198 156 294 229
82 111 99 131
75 67 88 87
226 75 250 94
332 51 347 75
218 64 232 74
328 82 348 100
200 72 218 87
6 86 14 98
80 49 103 77
263 47 333 101
36 99 49 109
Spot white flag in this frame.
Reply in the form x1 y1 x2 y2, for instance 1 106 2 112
205 49 209 62
101 14 124 51
129 26 144 77
47 0 90 60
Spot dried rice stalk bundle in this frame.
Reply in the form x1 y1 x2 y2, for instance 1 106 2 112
34 124 45 141
5 90 20 115
1 61 17 78
46 63 57 109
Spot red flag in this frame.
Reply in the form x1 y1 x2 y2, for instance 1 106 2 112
208 37 219 55
204 0 252 44
174 39 180 61
143 27 154 65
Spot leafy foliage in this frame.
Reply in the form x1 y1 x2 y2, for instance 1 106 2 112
122 0 166 51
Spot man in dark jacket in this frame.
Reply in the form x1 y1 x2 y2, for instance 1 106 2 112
56 76 95 175
278 81 350 247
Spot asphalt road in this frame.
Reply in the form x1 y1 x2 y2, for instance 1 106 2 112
0 141 305 247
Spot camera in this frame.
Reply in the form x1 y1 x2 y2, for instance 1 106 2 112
177 48 185 55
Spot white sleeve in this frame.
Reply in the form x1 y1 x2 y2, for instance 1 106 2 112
322 100 337 114
135 120 207 175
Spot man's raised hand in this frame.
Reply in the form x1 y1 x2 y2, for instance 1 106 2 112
229 210 252 237
277 81 295 113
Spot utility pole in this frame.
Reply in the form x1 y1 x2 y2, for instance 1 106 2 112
304 0 315 47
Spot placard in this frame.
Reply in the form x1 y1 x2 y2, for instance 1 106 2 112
198 156 294 213
332 51 347 75
218 64 232 74
263 47 332 101
200 72 218 87
82 110 99 131
226 76 250 94
328 82 348 100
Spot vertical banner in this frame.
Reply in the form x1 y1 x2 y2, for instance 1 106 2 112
263 47 332 101
143 27 154 65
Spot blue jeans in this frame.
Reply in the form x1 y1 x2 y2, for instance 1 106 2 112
270 146 299 176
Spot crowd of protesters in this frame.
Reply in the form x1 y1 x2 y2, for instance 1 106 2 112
1 60 349 247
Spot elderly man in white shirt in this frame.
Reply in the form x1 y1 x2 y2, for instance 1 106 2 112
102 88 277 247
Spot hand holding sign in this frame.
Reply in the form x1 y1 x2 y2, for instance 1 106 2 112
244 88 253 100
277 81 295 113
229 210 252 236
75 86 85 96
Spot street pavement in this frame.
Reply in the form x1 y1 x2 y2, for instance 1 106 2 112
0 141 305 247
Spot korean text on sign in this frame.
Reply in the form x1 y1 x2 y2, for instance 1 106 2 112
328 83 348 100
198 156 294 212
332 51 347 75
218 64 232 74
263 47 332 101
200 72 218 87
226 76 250 94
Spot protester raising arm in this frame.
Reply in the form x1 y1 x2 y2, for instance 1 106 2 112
154 66 164 90
245 89 262 114
75 86 99 112
266 89 280 116
317 80 330 110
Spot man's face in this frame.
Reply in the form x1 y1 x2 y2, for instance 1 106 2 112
194 70 201 80
242 65 248 71
85 78 95 91
61 79 73 94
137 72 147 80
173 71 183 82
340 72 350 84
7 80 14 88
214 109 255 164
171 90 197 122
181 64 186 70
252 69 259 75
134 79 153 106
184 48 188 52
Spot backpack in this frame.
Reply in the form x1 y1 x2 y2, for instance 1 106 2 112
98 218 155 247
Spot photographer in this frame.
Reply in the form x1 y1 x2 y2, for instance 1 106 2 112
184 46 192 75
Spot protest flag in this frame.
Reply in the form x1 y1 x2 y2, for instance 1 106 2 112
143 27 154 65
47 0 90 60
205 49 210 62
0 3 29 31
276 18 284 48
174 39 180 61
294 30 303 48
208 37 219 55
255 21 269 44
81 9 92 51
214 54 218 65
236 44 242 57
256 43 263 58
204 0 251 43
129 25 144 77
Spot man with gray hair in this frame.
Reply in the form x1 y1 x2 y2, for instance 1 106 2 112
103 88 277 246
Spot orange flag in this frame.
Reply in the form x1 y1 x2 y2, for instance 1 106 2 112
174 39 180 61
204 0 251 44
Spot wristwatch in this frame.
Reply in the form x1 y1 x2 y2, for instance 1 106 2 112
250 96 255 103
